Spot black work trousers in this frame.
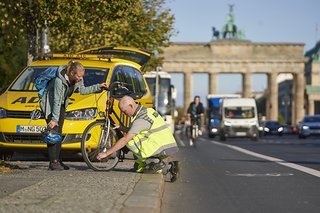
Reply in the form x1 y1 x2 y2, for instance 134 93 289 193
45 106 65 163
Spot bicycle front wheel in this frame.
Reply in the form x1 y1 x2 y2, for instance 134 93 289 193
191 125 197 140
81 120 119 171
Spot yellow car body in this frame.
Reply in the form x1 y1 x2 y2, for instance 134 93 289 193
0 47 153 154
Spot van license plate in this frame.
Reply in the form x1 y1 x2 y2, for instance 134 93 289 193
17 125 46 134
235 132 246 136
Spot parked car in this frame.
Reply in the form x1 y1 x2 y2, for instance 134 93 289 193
0 47 153 160
297 115 320 138
263 120 283 136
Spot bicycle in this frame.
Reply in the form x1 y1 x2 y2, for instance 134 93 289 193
81 81 130 171
189 114 201 147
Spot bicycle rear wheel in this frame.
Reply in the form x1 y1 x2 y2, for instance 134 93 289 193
81 120 119 171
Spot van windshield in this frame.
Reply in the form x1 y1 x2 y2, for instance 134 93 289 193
225 107 255 119
9 66 109 91
145 77 172 116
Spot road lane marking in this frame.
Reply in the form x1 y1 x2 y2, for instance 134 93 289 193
210 140 320 178
225 172 294 177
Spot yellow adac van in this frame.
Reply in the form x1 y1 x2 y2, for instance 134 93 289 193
0 47 153 159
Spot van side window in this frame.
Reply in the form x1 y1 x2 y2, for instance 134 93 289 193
122 66 135 93
111 67 124 83
133 68 147 94
122 66 147 95
110 66 128 97
111 66 147 97
111 66 136 94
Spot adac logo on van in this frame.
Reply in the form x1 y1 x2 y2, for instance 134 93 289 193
11 97 39 104
30 110 42 120
11 96 75 105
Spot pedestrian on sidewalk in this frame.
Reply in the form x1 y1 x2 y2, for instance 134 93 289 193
97 95 180 182
39 61 108 170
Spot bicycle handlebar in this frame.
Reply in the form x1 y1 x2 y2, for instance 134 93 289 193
108 81 131 90
188 114 202 118
108 81 144 100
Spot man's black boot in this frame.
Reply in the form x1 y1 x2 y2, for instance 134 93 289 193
59 160 70 170
48 160 64 171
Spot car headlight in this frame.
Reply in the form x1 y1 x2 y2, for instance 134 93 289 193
224 120 232 126
0 108 7 118
278 127 283 132
211 128 218 133
249 120 257 126
65 108 97 120
302 125 309 130
264 127 270 132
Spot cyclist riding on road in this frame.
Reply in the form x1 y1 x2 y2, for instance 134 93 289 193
187 96 205 145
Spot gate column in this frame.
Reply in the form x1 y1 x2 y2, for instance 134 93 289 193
209 73 218 94
267 72 278 120
295 72 305 123
242 73 252 98
184 72 192 112
308 98 314 115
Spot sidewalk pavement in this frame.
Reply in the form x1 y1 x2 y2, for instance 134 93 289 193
0 157 165 213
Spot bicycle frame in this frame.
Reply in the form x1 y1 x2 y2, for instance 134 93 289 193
192 123 199 139
81 82 130 171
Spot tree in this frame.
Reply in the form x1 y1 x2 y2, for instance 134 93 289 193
0 36 28 91
0 0 176 88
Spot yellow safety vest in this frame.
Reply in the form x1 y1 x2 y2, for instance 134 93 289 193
126 107 177 159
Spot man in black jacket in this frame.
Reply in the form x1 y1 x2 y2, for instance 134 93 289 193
187 96 205 139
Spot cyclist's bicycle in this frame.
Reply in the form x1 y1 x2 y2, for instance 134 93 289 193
189 114 201 147
81 81 129 171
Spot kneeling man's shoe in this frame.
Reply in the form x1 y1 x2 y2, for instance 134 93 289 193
144 161 165 174
168 161 180 182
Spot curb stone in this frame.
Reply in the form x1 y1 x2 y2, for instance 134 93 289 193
120 174 164 213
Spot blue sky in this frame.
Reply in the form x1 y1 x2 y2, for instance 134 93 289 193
165 0 320 106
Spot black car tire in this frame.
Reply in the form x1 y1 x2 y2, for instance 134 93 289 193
219 131 226 141
0 151 14 161
208 133 215 139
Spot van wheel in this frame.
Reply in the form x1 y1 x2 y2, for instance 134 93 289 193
251 130 259 141
208 133 215 139
220 133 226 141
251 136 259 141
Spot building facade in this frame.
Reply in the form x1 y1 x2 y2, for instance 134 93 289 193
305 41 320 115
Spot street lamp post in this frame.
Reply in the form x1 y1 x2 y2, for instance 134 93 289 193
42 20 50 54
155 66 162 112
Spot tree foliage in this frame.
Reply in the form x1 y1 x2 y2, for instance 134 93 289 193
0 0 176 88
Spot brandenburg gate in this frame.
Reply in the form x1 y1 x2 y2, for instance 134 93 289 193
161 40 307 124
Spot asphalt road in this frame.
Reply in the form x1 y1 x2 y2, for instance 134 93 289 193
161 133 320 213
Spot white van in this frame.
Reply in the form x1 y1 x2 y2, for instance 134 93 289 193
219 98 259 141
